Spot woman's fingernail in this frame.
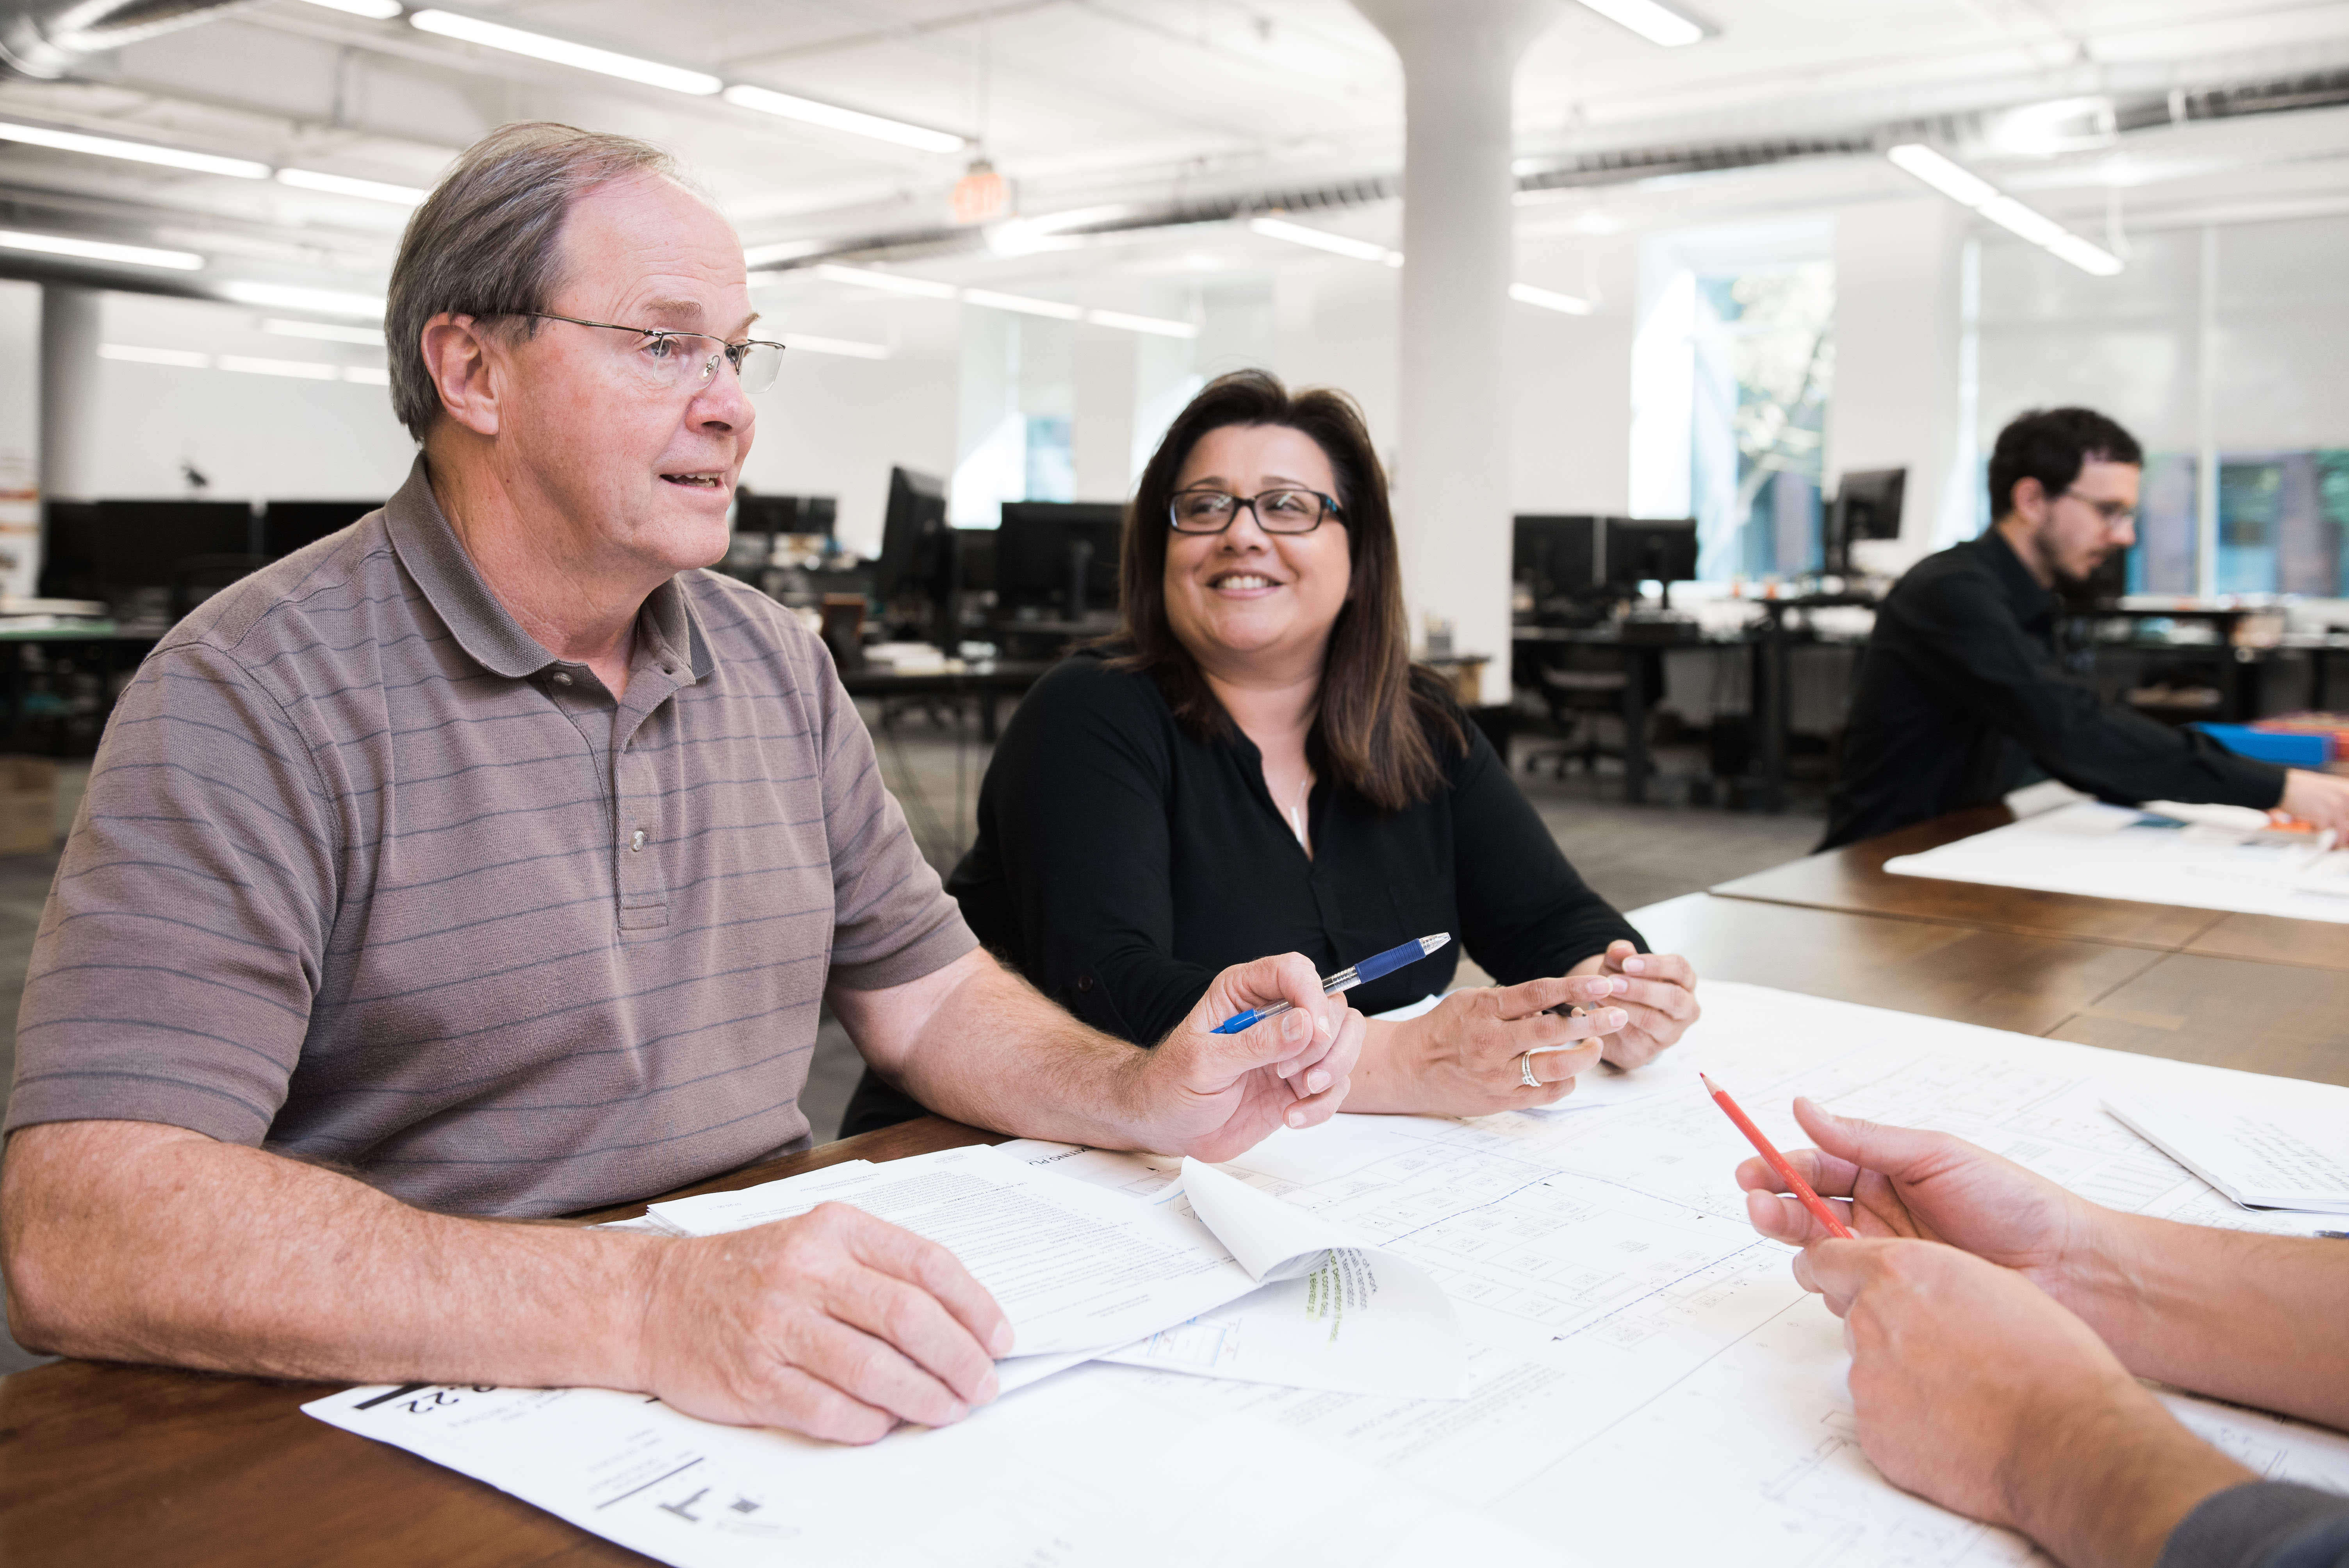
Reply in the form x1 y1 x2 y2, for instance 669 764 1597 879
1287 1107 1307 1127
1306 1068 1331 1094
1283 1010 1309 1041
1320 1011 1335 1038
990 1322 1015 1356
1604 1008 1628 1028
1624 957 1646 973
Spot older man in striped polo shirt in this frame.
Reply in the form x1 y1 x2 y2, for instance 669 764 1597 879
0 123 1362 1445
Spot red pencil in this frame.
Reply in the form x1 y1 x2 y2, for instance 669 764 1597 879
1702 1073 1855 1240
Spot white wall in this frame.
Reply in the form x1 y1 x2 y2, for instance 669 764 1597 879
0 282 37 597
1509 231 1637 515
91 292 416 502
1827 199 1966 563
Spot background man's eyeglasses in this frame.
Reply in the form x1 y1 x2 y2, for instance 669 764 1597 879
2060 487 2137 530
1168 487 1346 535
520 312 786 395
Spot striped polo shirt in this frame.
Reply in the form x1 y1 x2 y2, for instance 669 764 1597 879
6 458 975 1217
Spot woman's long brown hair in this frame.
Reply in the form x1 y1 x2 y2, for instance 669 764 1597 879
1111 369 1461 812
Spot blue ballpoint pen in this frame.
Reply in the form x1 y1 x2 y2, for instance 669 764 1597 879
1210 933 1452 1035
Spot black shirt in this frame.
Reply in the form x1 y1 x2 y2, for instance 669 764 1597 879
1821 530 2284 851
841 651 1642 1136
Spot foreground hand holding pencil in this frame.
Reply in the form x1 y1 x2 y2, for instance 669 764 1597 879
1734 1101 2349 1568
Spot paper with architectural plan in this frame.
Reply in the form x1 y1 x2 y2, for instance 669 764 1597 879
1880 799 2349 921
2106 1091 2349 1213
308 982 2349 1568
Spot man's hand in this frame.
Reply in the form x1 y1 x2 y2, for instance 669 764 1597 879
1570 941 1698 1068
635 1201 1012 1445
1137 952 1365 1163
1798 1238 2250 1568
1346 975 1622 1115
1737 1098 2119 1311
2280 768 2349 836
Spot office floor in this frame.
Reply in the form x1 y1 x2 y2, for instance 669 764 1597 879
0 713 1824 1378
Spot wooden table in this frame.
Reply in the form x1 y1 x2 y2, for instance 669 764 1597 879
9 810 2349 1564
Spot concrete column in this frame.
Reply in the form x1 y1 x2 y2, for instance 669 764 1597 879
39 282 102 502
1351 0 1555 704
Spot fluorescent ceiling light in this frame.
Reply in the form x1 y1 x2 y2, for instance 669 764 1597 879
276 168 431 205
1085 308 1196 339
219 355 342 381
0 229 203 269
814 263 957 299
0 119 267 180
722 83 962 153
1886 143 2123 276
408 11 721 95
294 0 403 16
1249 216 1398 265
744 239 824 268
961 288 1083 321
219 281 386 317
1572 0 1704 48
265 319 386 346
100 344 210 368
1509 283 1596 315
1885 144 1997 207
777 332 890 360
1025 204 1132 235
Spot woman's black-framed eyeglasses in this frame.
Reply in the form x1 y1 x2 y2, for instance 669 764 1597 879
519 312 787 395
1167 487 1345 535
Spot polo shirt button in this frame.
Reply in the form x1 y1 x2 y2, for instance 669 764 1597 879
552 671 572 687
1076 974 1094 992
630 830 648 852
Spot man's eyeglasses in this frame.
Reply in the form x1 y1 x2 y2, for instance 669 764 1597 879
1168 487 1345 535
2061 488 2137 531
519 312 786 395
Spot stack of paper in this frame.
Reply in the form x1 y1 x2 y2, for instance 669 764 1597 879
2105 1093 2349 1213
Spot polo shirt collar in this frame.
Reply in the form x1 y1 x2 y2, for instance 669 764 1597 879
385 455 713 684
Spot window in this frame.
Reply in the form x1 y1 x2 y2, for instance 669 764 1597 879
1691 263 1835 580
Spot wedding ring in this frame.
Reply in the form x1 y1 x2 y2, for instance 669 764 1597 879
1518 1052 1542 1089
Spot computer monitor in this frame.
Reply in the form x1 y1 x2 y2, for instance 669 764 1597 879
262 500 376 559
873 467 953 639
1827 469 1905 573
735 492 837 539
37 501 102 601
1603 518 1700 602
91 501 258 590
1513 515 1601 607
995 502 1126 623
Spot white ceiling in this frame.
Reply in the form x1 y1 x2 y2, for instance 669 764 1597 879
0 0 2345 307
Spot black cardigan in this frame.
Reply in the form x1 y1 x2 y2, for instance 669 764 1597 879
841 650 1643 1136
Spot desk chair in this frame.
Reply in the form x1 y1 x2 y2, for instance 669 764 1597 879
1520 645 1630 780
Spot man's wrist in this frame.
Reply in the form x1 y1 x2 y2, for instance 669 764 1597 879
2005 1381 2253 1568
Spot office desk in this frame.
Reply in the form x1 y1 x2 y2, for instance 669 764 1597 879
7 868 2345 1564
1709 806 2349 970
0 1115 1003 1568
838 659 1054 743
1512 622 1713 804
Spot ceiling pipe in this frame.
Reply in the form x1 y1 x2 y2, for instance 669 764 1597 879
0 0 254 80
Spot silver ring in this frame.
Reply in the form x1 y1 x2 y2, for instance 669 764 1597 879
1518 1052 1542 1089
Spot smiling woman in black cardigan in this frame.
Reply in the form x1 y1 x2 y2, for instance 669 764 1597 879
844 371 1698 1137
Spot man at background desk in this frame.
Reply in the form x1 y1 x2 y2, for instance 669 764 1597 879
0 123 1361 1445
1822 407 2349 850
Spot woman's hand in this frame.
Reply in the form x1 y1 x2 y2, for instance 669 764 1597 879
1569 941 1698 1068
1346 975 1629 1116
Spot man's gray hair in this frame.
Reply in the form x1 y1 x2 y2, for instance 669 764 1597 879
385 122 701 442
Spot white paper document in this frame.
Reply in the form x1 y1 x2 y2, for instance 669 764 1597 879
308 983 2349 1568
1879 799 2349 921
2106 1091 2349 1213
646 1144 1261 1357
1096 1156 1466 1397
